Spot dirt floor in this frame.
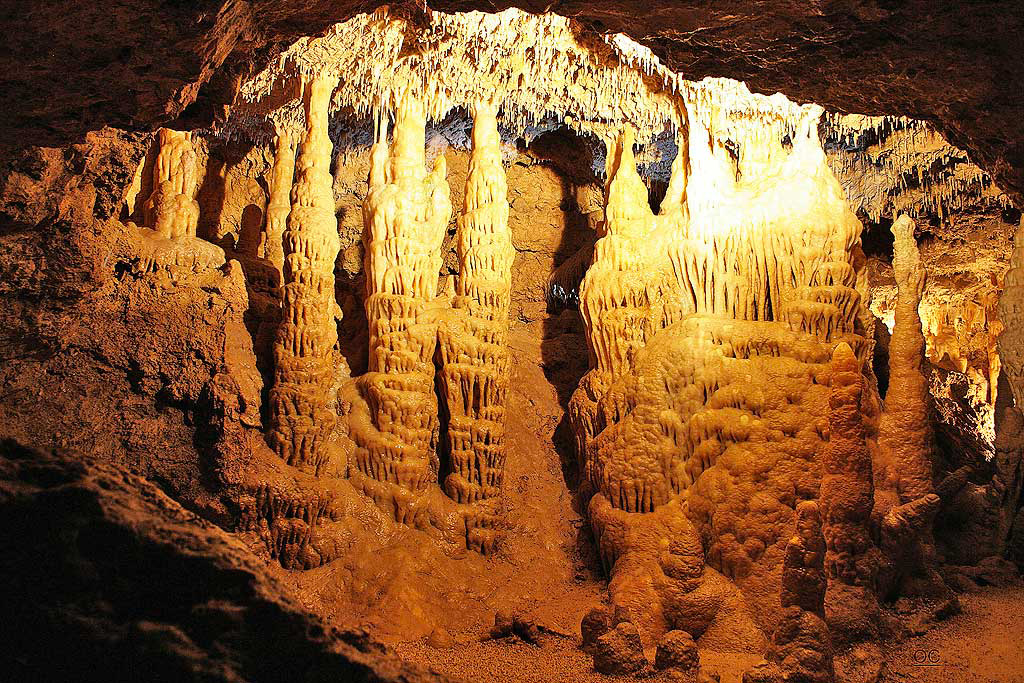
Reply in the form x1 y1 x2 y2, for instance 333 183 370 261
392 586 1024 682
882 587 1024 683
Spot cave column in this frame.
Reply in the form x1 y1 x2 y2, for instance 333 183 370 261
267 75 343 475
438 101 514 513
348 91 452 526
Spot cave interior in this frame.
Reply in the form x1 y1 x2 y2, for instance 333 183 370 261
2 3 1024 683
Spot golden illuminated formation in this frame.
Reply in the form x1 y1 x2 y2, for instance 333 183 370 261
267 77 343 474
136 128 225 271
436 101 515 551
259 130 295 275
343 92 452 527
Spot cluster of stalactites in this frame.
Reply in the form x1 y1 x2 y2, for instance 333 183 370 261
438 101 515 511
672 107 863 340
259 131 296 274
826 114 1009 224
267 76 343 475
345 91 453 526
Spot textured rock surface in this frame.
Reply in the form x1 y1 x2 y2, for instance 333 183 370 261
0 440 448 683
592 622 648 675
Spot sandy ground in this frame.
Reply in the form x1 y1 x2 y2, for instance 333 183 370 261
883 586 1024 683
393 586 1024 683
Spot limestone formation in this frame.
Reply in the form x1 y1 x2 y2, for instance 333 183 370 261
259 130 296 276
875 213 945 597
999 217 1024 406
744 501 834 683
136 128 225 272
438 101 514 507
878 214 934 506
820 343 880 640
592 622 648 675
343 91 452 527
7 6 1024 682
267 76 343 474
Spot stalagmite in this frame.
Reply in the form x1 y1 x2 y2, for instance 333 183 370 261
877 214 934 505
267 76 343 474
259 130 296 275
343 91 452 527
820 343 879 641
136 128 225 271
437 101 515 541
744 501 834 683
875 213 947 598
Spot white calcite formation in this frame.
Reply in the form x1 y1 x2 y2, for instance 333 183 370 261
267 77 343 474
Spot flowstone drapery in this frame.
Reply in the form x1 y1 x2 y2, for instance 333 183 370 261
571 100 873 649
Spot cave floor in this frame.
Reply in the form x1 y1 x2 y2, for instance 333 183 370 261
393 586 1024 682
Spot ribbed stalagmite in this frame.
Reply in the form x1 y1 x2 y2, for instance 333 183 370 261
438 101 515 509
267 76 342 474
878 213 934 505
259 130 296 274
346 92 452 526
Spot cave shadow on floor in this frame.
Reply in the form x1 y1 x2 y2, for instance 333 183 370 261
530 127 605 576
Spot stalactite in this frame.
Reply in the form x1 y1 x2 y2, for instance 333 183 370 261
267 76 343 475
344 91 452 527
259 130 295 276
438 102 514 513
135 128 225 272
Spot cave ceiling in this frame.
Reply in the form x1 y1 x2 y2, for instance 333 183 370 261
2 1 1022 204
